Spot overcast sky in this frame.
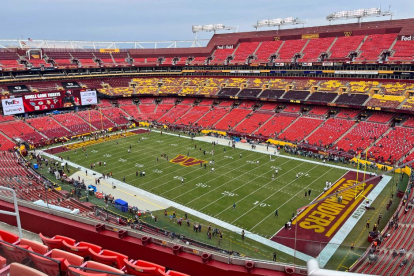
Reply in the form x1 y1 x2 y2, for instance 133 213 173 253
2 0 412 43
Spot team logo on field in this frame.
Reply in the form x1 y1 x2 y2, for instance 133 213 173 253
170 154 207 167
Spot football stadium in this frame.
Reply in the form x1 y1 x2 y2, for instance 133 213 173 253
0 1 414 275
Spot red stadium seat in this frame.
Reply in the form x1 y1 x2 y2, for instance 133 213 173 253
68 268 108 276
68 261 124 275
39 233 76 250
0 229 19 244
62 240 102 258
1 239 47 264
166 270 190 276
9 263 48 276
30 249 83 276
124 259 164 275
88 249 127 269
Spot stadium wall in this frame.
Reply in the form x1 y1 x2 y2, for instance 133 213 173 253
0 200 292 276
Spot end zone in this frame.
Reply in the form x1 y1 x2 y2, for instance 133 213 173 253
272 171 384 257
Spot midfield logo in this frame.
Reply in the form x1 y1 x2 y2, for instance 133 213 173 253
170 154 207 167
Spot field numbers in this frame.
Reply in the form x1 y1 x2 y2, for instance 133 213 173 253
153 169 163 174
170 144 178 146
224 155 234 159
222 191 238 197
135 163 144 168
246 160 256 164
196 183 210 188
297 172 311 177
103 154 112 158
118 158 127 162
253 201 271 207
173 176 184 180
271 166 282 170
91 150 98 153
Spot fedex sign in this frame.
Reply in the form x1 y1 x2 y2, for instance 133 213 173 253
2 98 24 115
401 35 414 41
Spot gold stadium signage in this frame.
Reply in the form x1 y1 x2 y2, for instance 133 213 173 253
302 34 319 39
344 31 353 37
170 155 207 167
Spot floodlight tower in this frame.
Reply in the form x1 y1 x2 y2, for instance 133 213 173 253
191 24 238 47
326 7 394 26
253 17 306 31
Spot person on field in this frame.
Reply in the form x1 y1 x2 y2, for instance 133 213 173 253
233 203 236 211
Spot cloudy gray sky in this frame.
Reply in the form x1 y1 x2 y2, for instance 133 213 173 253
2 0 412 42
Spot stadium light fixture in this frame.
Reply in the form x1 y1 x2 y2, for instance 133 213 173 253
253 17 306 30
326 7 394 24
191 24 238 34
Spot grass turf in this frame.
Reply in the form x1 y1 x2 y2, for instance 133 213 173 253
39 129 402 268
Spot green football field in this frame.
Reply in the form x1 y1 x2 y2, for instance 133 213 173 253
58 130 347 238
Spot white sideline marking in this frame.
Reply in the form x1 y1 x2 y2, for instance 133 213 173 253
38 149 314 263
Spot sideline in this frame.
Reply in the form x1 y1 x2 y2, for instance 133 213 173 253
36 128 388 263
38 149 314 262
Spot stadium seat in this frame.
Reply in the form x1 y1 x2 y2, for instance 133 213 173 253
9 263 48 276
39 233 76 250
30 249 83 276
355 34 397 61
328 35 365 61
88 249 127 269
275 39 307 62
124 259 165 275
1 239 48 263
62 241 102 258
254 41 283 63
68 261 124 275
298 37 335 62
0 229 19 244
278 117 323 143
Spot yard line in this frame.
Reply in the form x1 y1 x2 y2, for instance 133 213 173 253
68 134 216 181
195 134 364 173
167 151 279 199
187 157 293 207
149 149 265 193
161 150 261 196
211 161 313 216
248 167 333 232
37 148 314 262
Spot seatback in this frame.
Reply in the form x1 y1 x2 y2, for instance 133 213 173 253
167 270 191 276
63 241 101 258
0 230 19 244
124 259 157 275
135 260 165 273
9 262 48 276
39 233 75 250
83 261 124 274
67 266 108 276
29 252 63 276
21 239 48 255
51 249 84 270
1 244 31 263
88 249 118 268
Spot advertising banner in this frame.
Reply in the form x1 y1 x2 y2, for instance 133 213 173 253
7 85 31 94
1 98 25 115
21 90 97 112
80 90 98 105
62 82 81 89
